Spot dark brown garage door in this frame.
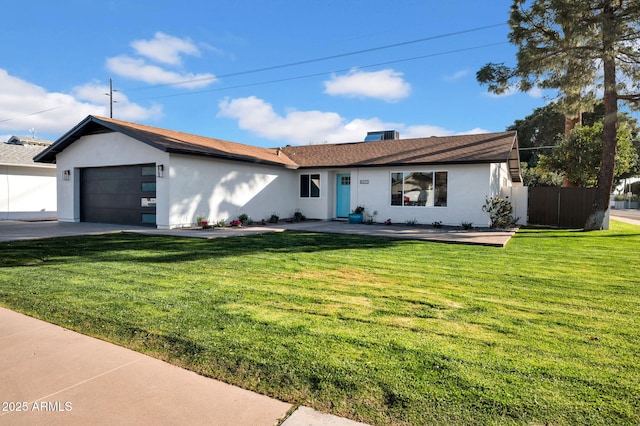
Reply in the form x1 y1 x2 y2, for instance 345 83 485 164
80 164 157 226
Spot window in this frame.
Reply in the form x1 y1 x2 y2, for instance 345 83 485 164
141 166 156 176
141 182 156 192
141 213 156 224
391 171 447 207
300 174 320 198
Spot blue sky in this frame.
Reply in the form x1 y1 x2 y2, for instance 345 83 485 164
0 0 552 147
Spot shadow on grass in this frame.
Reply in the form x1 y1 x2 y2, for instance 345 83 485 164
0 232 401 267
513 226 640 239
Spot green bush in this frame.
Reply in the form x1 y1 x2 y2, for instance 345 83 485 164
482 195 519 228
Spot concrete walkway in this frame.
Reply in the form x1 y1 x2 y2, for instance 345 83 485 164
0 307 368 426
0 219 516 247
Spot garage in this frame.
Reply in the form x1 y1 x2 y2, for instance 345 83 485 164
80 163 156 226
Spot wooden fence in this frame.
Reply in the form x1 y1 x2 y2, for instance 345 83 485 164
528 187 597 228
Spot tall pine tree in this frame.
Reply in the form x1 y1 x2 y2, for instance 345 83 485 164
477 0 640 230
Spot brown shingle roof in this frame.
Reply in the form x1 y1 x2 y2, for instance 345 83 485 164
35 116 298 168
281 132 518 168
35 116 519 182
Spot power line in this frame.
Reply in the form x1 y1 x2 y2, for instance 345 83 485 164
0 106 62 123
0 23 509 123
124 22 507 92
133 41 509 101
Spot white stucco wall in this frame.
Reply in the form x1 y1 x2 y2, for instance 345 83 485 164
490 162 509 195
294 170 332 220
502 186 528 225
321 164 497 227
0 165 57 219
168 154 296 228
55 133 169 223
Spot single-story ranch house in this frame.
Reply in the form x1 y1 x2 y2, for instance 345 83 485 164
1 136 56 220
34 115 523 229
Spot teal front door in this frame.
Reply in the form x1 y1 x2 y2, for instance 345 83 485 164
336 174 351 218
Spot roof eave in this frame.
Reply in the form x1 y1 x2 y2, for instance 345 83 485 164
507 133 523 183
294 158 512 169
165 147 298 169
34 115 173 164
34 115 99 163
0 161 56 168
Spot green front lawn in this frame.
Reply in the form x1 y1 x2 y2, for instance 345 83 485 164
1 222 638 425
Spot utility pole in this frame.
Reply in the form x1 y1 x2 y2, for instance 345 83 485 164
105 78 117 118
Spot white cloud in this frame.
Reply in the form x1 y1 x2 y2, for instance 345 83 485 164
218 96 343 144
131 32 200 66
457 127 491 135
324 69 411 102
401 125 490 139
527 86 543 98
106 32 217 89
72 81 163 121
443 69 469 82
106 56 216 89
0 69 162 136
217 95 487 145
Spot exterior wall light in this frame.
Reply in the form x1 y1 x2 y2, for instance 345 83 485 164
63 170 71 181
157 164 164 178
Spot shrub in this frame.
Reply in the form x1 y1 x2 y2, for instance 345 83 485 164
269 213 279 223
293 210 306 222
482 195 519 228
237 213 250 224
461 221 474 230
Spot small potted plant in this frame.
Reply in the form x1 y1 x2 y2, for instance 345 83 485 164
196 214 208 227
349 206 365 224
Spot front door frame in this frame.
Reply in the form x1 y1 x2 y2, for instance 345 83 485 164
336 173 351 218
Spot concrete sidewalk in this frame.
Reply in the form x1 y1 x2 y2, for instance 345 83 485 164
611 209 640 227
0 307 369 426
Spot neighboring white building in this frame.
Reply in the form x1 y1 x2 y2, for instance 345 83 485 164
1 136 57 220
35 115 522 229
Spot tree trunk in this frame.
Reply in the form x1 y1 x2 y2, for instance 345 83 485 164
584 1 618 230
562 115 581 187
